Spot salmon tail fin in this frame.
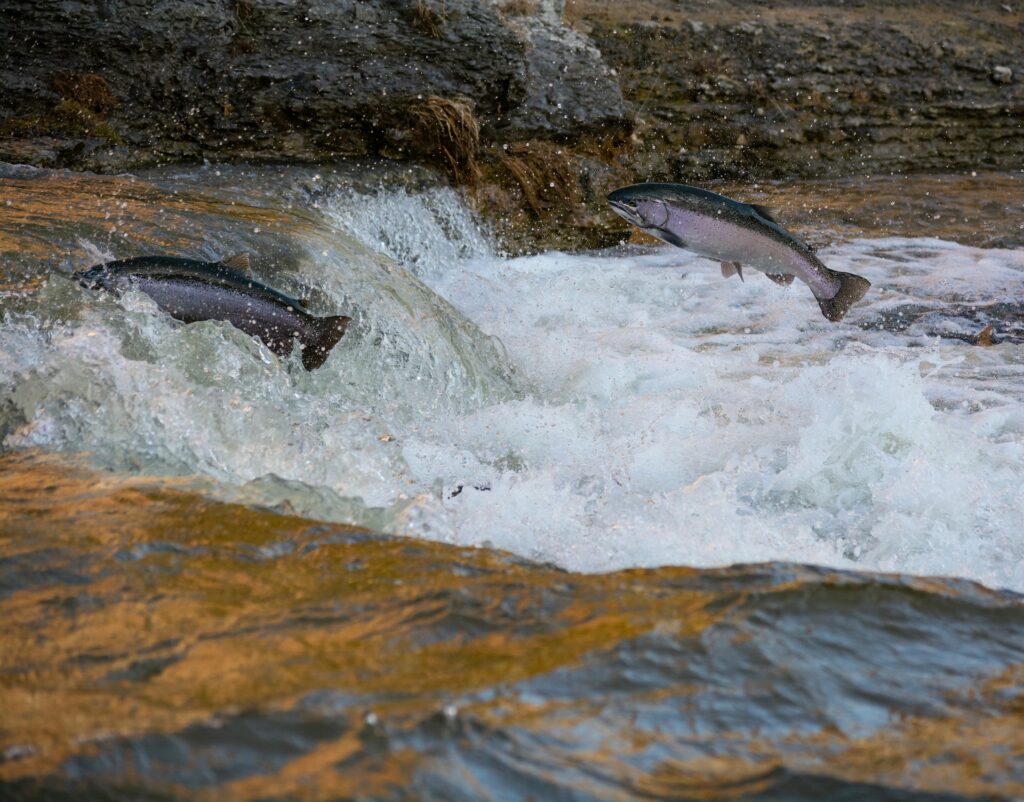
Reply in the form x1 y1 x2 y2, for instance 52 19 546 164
817 271 871 322
301 315 351 371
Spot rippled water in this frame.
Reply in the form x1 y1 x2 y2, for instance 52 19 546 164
1 163 1023 799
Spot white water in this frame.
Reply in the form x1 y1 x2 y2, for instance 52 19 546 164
3 182 1024 590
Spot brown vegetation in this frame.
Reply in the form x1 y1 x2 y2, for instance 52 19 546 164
1 100 122 144
409 95 481 185
49 73 118 115
230 0 259 52
413 0 446 38
2 72 126 144
232 0 258 33
500 0 538 15
687 52 722 78
497 140 581 218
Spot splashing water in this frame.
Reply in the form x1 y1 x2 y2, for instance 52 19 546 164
2 167 1023 592
322 184 494 280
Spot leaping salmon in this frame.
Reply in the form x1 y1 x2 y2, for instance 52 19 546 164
608 183 870 321
75 253 350 370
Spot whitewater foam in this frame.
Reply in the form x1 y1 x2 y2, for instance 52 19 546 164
3 179 1023 591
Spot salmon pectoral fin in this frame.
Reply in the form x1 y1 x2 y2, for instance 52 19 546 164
219 252 254 277
658 230 688 249
720 261 744 281
816 271 871 322
300 314 351 371
765 272 795 286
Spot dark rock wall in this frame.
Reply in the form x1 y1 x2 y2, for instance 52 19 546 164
0 0 627 169
499 2 625 139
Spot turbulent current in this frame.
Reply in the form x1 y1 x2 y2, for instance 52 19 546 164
1 163 1023 800
3 164 1023 588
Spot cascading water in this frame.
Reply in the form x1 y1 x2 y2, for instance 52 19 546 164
2 165 1024 589
1 165 521 534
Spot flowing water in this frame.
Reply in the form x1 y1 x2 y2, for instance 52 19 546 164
1 163 1023 800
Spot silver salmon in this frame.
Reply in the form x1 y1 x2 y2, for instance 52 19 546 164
608 183 870 321
75 253 350 370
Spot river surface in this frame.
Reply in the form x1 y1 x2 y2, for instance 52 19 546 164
1 163 1023 800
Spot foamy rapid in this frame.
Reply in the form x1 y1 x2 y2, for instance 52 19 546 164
3 180 1023 590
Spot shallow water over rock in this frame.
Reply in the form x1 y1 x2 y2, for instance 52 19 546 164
2 453 1022 801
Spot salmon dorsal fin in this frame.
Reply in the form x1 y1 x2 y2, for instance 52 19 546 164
219 253 253 276
749 204 778 224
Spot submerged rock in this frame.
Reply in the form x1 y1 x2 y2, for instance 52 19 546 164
2 452 1023 800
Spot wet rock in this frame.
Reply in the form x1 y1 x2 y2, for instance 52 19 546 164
585 1 1024 182
0 0 628 170
490 0 628 140
858 302 1024 345
1 744 36 763
992 65 1014 84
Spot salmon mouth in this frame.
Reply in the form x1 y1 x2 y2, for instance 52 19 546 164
608 198 643 227
74 266 106 290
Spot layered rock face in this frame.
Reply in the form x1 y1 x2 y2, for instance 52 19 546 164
3 0 1021 180
580 1 1024 180
0 0 628 169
